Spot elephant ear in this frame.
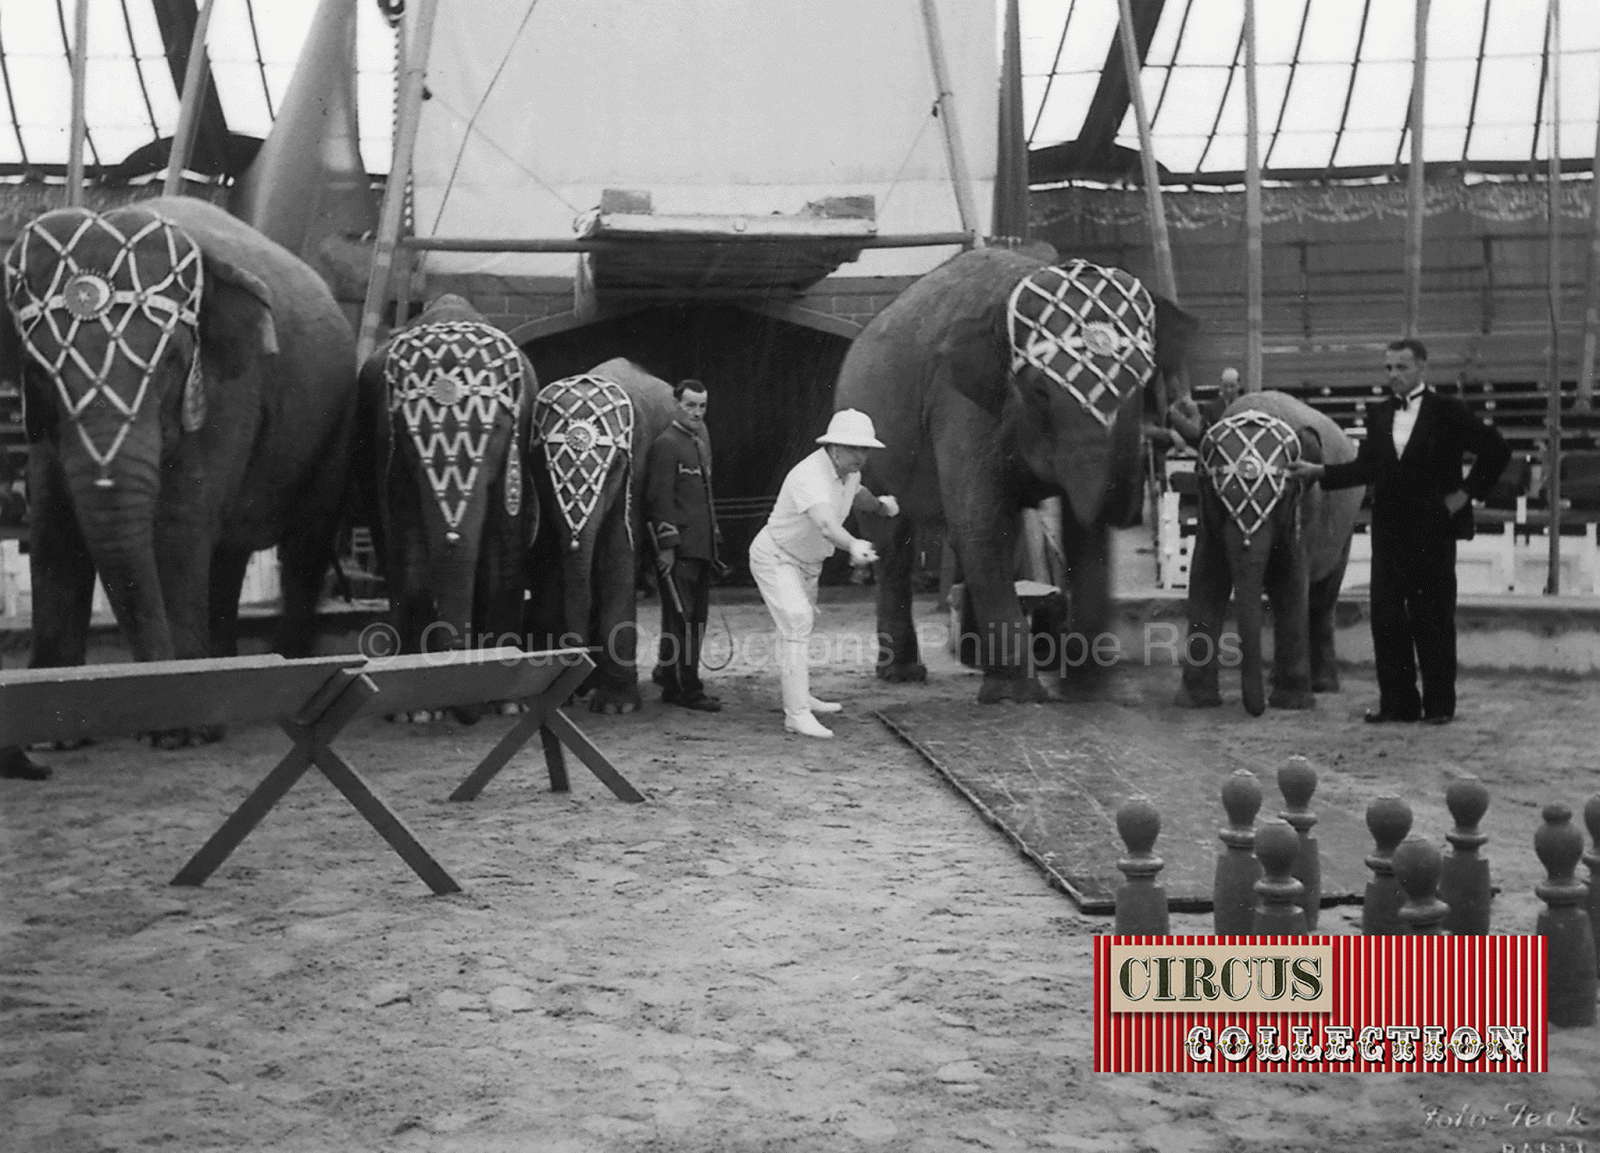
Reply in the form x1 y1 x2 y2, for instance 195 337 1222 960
199 253 278 382
1296 426 1325 467
0 303 52 442
1151 295 1200 385
942 298 1012 418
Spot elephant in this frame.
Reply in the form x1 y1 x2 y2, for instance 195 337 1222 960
0 196 357 768
355 294 535 720
524 357 676 714
1175 389 1363 716
834 246 1197 703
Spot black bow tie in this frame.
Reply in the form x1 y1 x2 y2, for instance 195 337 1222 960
1388 390 1424 412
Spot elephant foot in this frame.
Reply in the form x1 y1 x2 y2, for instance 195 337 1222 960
388 709 446 724
1311 671 1341 693
877 661 928 684
495 700 529 716
977 672 1049 704
1174 684 1223 709
1269 688 1317 711
29 738 94 752
2 747 51 780
589 685 642 715
448 704 483 726
145 726 225 750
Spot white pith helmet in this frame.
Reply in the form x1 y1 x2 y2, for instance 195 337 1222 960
816 409 885 449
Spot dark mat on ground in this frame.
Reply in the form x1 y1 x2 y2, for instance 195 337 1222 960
878 700 1369 915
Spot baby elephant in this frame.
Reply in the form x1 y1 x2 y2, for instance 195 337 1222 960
1175 390 1363 716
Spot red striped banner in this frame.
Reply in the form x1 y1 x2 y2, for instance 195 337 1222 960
1093 936 1547 1072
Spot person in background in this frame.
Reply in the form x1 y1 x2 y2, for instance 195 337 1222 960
1290 338 1509 725
747 410 898 739
645 379 723 713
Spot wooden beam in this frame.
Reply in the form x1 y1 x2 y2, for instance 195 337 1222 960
1545 0 1564 594
917 0 984 249
163 0 218 196
65 0 88 206
1243 0 1263 393
735 300 864 341
357 0 442 367
1404 0 1430 337
401 232 971 253
1578 79 1600 410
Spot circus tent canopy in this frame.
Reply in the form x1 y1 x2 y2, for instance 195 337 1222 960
0 1 1594 189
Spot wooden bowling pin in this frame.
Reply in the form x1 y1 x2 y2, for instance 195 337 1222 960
1393 838 1450 935
1535 804 1598 1027
1114 795 1169 935
1278 756 1321 930
1363 795 1412 936
1252 820 1308 934
1214 770 1263 935
1438 776 1492 936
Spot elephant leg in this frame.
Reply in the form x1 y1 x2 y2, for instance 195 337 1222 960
1309 540 1351 693
274 508 339 661
587 489 641 715
874 510 925 683
207 546 253 659
1266 541 1315 711
26 447 96 670
1053 513 1116 697
1176 502 1228 709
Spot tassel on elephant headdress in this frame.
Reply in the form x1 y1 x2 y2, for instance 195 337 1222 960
1005 259 1157 429
1199 410 1304 550
383 318 527 543
532 374 635 551
4 210 205 487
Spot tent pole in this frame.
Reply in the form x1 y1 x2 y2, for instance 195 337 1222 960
357 0 442 366
1545 0 1563 594
1577 83 1600 410
65 0 89 207
917 0 984 249
1243 0 1262 393
1404 0 1430 338
164 0 219 197
1114 0 1178 306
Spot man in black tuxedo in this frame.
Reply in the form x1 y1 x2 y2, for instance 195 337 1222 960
1291 339 1509 724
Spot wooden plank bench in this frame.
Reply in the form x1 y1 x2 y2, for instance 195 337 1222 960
0 647 640 895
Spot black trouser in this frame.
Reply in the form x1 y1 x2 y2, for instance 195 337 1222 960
657 558 711 700
1369 526 1457 720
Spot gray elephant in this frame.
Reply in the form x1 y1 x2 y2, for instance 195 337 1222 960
1175 389 1363 716
524 357 676 714
357 295 534 681
1 196 356 771
835 246 1197 703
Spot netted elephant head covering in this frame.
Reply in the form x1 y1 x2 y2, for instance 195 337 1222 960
532 374 635 551
384 318 527 541
1005 259 1157 429
3 207 204 487
1199 410 1303 549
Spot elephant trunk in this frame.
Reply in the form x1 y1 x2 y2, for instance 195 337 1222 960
425 540 480 652
62 434 173 661
561 524 598 654
1231 538 1269 717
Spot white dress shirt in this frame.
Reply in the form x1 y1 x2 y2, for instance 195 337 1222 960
1391 386 1427 456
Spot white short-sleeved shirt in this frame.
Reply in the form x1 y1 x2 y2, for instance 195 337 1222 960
764 448 860 563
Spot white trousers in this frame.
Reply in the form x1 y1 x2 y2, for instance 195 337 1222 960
749 527 823 721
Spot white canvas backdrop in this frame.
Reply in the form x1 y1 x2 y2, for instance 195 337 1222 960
410 0 997 278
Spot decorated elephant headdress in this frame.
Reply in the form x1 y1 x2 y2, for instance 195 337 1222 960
532 374 636 551
1005 259 1157 429
1200 410 1303 549
383 318 527 541
3 208 205 487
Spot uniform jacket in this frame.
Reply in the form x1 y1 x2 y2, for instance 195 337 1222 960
645 421 721 562
1321 390 1510 543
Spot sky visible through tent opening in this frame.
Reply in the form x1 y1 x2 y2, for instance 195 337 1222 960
1 0 1596 183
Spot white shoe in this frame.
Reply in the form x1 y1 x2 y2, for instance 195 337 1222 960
807 696 843 714
784 710 834 738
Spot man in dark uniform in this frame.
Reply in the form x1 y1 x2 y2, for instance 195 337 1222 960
645 379 723 712
1292 338 1509 725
